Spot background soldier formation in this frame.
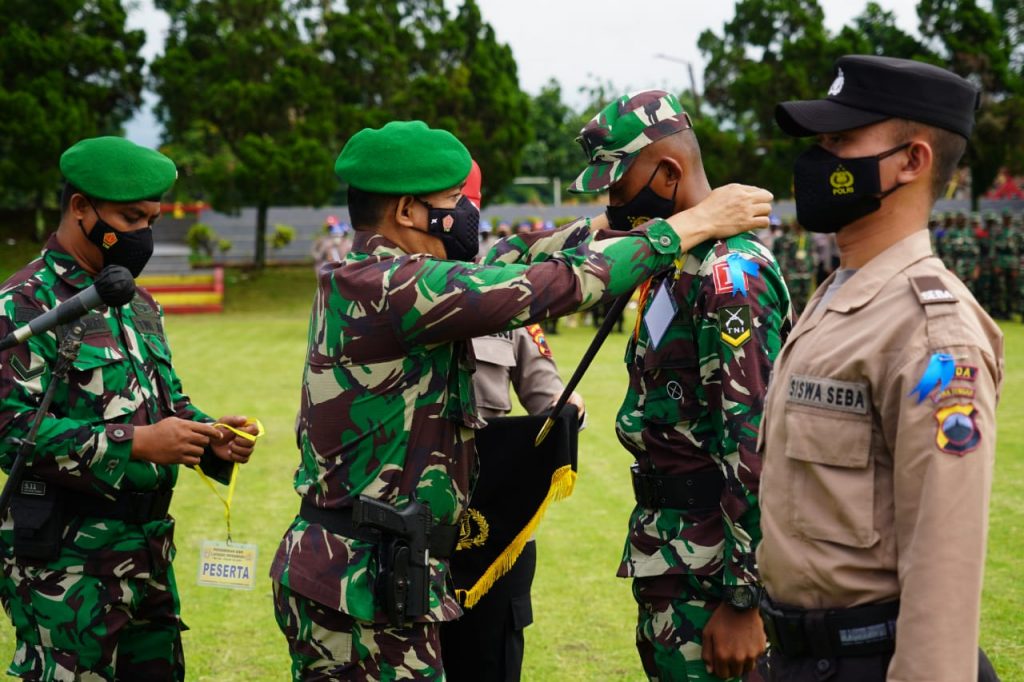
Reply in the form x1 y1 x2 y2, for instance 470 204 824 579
772 208 1023 320
930 209 1021 320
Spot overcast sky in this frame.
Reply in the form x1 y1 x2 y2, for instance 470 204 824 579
124 0 922 148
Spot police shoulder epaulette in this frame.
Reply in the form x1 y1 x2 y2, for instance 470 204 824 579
909 275 958 306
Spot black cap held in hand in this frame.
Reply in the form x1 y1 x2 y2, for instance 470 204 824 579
776 55 981 139
94 265 137 307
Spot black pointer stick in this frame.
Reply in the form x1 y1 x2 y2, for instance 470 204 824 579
534 291 634 446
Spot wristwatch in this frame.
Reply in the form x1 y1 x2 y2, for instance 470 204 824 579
723 584 762 611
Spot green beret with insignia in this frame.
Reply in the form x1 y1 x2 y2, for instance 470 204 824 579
335 120 471 194
60 136 177 202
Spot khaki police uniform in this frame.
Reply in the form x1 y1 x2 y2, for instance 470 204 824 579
471 326 565 419
758 230 1003 681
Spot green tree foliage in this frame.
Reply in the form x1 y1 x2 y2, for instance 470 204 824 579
697 0 841 194
151 0 336 268
517 80 590 199
835 3 932 59
0 0 144 229
918 0 1024 202
316 0 531 202
696 0 1023 203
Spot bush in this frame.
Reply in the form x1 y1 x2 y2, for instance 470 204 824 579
269 224 296 250
186 222 218 257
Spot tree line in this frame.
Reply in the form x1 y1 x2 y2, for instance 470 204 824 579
1 0 1021 266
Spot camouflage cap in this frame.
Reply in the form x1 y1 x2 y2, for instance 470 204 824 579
569 90 693 194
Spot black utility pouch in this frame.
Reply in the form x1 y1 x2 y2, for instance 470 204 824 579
10 479 63 561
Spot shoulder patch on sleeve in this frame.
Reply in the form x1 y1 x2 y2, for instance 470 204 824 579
526 324 552 358
910 276 958 305
711 260 734 294
935 403 980 456
719 304 752 348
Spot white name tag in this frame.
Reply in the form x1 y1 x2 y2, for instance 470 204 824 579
643 280 678 350
787 374 869 415
196 540 258 590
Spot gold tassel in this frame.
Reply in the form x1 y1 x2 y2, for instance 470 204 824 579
458 465 577 608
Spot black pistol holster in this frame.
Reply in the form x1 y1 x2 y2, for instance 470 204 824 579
10 478 63 561
353 494 433 627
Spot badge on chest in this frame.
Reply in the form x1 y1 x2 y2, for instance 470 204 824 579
643 279 678 350
787 374 869 414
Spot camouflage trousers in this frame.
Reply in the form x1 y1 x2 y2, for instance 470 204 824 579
991 269 1017 317
0 561 185 681
273 580 445 681
787 277 813 317
634 573 752 682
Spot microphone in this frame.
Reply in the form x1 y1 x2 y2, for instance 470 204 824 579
0 265 136 352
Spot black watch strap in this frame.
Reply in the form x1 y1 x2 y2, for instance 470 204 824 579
723 584 762 611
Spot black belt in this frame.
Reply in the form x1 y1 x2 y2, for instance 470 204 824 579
65 487 174 524
299 499 459 559
631 465 723 510
760 596 899 658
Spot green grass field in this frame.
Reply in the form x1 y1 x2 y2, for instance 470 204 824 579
0 248 1021 680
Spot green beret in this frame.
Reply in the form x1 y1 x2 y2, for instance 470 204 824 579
334 121 471 194
60 137 177 202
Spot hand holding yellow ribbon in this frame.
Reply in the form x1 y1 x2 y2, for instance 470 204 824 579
194 418 265 542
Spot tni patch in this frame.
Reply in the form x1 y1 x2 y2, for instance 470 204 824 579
719 305 751 348
935 403 980 456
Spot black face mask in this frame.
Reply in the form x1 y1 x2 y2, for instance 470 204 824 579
792 142 910 234
79 200 154 278
420 195 480 261
606 164 678 231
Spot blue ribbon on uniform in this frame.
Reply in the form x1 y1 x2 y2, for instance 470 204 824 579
726 253 761 297
909 352 955 404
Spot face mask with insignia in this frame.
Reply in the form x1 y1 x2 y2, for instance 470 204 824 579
79 199 154 278
418 195 480 261
605 163 678 231
792 142 910 234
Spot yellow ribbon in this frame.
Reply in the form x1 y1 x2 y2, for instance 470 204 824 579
193 418 265 542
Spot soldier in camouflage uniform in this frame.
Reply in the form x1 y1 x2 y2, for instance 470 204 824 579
927 212 941 255
935 211 954 269
0 137 258 681
989 211 1020 318
268 120 773 681
973 212 993 310
569 90 793 682
945 212 980 291
771 220 816 316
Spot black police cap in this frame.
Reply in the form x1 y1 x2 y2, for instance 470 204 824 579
776 55 980 139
